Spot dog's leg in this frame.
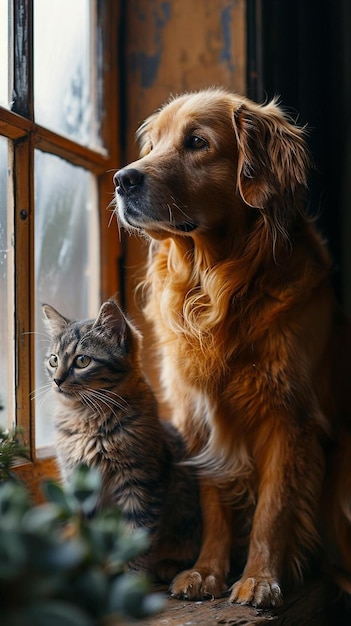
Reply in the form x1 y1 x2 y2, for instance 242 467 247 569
170 481 231 600
229 490 285 608
229 428 323 608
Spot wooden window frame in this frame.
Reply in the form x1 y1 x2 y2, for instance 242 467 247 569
0 0 121 498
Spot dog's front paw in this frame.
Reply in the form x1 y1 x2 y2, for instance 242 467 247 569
170 568 226 600
229 576 283 608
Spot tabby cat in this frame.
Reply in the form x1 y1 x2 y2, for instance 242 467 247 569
42 299 201 581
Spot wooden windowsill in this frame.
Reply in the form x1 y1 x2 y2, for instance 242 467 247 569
120 577 348 625
13 456 60 503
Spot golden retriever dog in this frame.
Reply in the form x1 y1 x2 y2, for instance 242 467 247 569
113 88 351 608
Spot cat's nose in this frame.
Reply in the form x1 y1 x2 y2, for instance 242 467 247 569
54 378 62 387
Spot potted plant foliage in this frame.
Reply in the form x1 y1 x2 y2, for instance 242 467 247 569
0 428 164 625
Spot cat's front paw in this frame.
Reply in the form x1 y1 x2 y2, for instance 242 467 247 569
170 568 226 600
229 576 283 608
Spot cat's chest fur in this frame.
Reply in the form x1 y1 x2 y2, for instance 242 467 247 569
54 402 162 479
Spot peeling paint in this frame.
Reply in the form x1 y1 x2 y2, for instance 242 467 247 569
220 4 234 73
131 1 171 89
135 51 162 89
160 1 171 23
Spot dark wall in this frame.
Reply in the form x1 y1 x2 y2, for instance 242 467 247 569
248 0 351 306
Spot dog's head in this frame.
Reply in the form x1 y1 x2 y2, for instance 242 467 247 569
114 88 310 244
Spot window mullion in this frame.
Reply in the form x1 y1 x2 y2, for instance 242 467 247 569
14 134 35 457
12 0 33 119
34 124 109 173
0 106 33 139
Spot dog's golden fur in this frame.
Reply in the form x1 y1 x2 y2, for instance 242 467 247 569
114 88 351 607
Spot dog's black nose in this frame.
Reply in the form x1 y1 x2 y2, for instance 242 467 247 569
114 168 144 193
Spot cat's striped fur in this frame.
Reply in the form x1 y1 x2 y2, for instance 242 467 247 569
43 299 201 581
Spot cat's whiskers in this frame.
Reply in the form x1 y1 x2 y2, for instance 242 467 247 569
98 388 129 409
30 382 51 400
84 387 126 417
26 330 52 351
24 330 51 340
85 386 128 410
31 383 52 411
78 390 106 421
79 389 120 422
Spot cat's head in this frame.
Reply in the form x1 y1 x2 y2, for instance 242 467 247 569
42 299 142 398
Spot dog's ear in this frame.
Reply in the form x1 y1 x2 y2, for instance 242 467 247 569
233 99 310 213
136 112 159 157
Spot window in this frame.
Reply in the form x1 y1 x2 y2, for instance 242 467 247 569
0 137 14 430
0 0 120 481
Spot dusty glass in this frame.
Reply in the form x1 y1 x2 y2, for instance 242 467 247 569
34 150 100 449
0 137 14 429
34 0 100 146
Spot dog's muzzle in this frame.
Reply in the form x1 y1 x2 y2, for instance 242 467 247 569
113 167 198 233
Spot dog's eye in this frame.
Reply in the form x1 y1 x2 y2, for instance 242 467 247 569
185 135 209 150
143 141 153 155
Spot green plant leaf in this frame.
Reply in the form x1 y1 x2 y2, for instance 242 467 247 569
42 480 75 513
0 482 31 528
69 464 102 514
0 531 27 578
140 591 166 617
25 601 94 626
0 426 29 481
35 538 87 571
64 567 108 616
108 573 153 618
21 503 67 533
83 512 126 561
110 526 150 564
0 463 159 622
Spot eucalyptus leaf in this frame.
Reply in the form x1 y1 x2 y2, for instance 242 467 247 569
0 532 27 578
110 527 149 563
64 567 108 616
42 480 75 513
35 538 87 571
140 591 166 617
68 465 102 514
0 482 31 526
25 601 94 626
70 464 102 495
108 573 151 618
0 463 160 621
84 513 126 559
22 502 67 533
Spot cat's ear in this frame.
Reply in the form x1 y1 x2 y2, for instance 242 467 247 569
93 300 139 353
42 304 69 337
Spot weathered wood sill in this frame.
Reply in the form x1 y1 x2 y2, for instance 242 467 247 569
121 577 350 625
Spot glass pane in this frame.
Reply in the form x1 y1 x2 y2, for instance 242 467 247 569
34 0 100 147
0 137 15 429
0 0 12 108
34 151 100 449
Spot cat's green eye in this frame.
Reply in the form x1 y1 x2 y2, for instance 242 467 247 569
75 355 91 369
48 354 58 368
